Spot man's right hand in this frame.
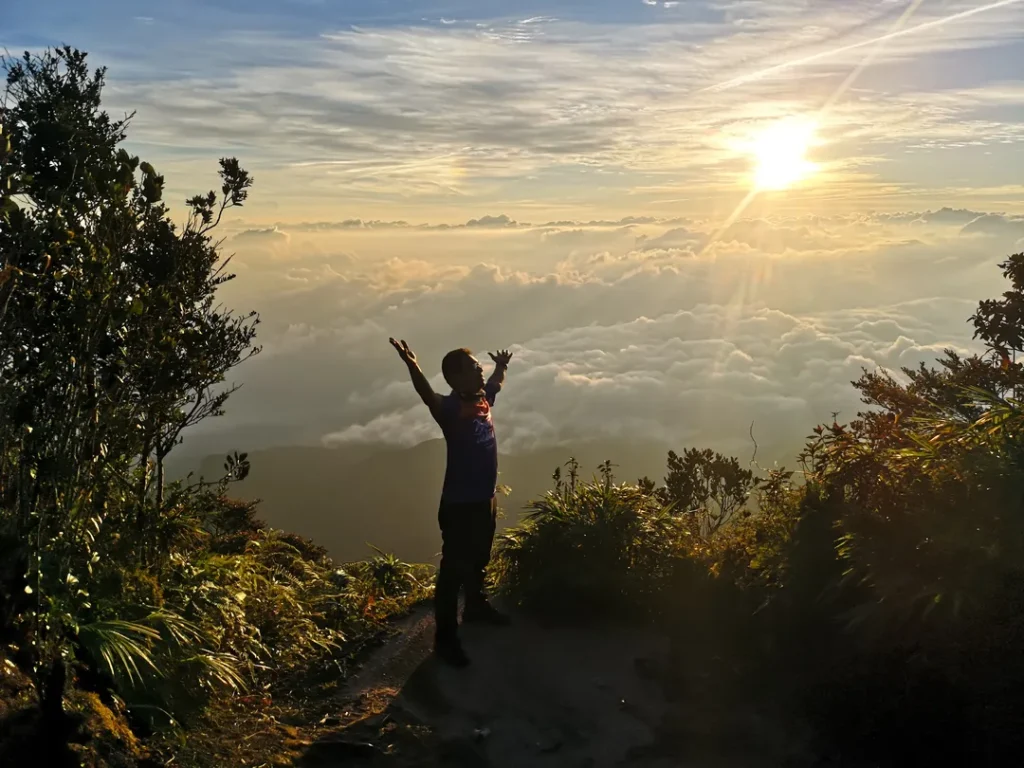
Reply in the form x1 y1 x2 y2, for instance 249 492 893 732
389 337 417 366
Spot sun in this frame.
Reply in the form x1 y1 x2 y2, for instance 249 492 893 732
750 117 819 191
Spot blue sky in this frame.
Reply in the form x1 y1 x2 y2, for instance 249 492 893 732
6 2 1024 454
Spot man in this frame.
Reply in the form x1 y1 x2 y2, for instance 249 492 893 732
389 338 513 667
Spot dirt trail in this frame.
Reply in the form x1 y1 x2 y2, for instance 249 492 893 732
300 604 675 768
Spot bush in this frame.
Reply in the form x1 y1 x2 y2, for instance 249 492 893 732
491 475 685 620
789 393 1024 763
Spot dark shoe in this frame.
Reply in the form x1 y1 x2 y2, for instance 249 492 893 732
434 637 470 668
463 602 512 626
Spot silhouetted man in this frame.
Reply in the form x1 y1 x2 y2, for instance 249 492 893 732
390 338 513 667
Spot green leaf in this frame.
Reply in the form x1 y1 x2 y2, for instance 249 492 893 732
78 620 161 686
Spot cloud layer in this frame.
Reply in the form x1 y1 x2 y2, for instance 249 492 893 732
201 208 1015 459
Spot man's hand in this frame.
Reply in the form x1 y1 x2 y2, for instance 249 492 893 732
390 338 417 366
489 349 513 368
391 337 441 412
486 349 511 399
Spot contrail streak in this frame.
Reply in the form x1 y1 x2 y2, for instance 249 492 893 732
820 0 928 113
701 0 1024 94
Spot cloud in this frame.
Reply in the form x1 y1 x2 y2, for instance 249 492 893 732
10 0 1024 465
918 207 988 226
231 226 291 245
465 214 520 228
75 0 1024 217
960 213 1024 241
286 220 413 232
321 299 976 455
278 215 677 233
202 210 1010 459
640 227 704 251
243 207 993 254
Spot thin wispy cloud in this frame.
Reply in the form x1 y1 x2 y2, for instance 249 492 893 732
7 0 1022 221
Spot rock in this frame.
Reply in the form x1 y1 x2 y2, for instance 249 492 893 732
307 736 377 759
537 734 563 754
65 689 144 760
634 656 660 680
363 712 393 731
438 735 487 765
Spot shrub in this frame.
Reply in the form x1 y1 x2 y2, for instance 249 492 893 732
492 475 683 620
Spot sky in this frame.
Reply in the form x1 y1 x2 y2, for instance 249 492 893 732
6 1 1024 460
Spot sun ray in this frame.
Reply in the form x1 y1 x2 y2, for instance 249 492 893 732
698 188 759 258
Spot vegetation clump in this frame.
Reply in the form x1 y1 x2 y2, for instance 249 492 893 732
0 47 428 767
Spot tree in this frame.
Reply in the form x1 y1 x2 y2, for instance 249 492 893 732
659 448 756 534
850 254 1024 430
0 47 259 716
972 253 1024 360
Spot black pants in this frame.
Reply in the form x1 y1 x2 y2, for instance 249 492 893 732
435 497 497 641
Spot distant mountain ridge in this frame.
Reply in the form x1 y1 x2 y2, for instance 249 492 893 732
169 435 798 564
169 438 675 563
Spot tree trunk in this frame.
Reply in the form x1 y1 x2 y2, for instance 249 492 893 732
156 448 165 509
39 655 67 726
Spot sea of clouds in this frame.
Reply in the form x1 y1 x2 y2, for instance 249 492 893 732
200 208 1024 457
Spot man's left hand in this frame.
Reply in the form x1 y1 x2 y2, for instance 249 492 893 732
489 349 513 367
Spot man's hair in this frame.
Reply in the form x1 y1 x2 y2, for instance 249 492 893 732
441 348 474 388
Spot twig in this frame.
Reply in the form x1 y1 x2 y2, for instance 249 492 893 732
748 420 760 471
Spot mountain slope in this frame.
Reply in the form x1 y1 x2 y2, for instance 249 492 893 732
177 439 676 563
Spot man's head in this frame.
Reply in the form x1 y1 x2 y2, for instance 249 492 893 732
442 348 485 396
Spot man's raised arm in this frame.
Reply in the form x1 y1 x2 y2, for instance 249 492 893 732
487 349 513 398
390 338 442 413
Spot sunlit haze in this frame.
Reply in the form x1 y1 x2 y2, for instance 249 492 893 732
8 0 1024 460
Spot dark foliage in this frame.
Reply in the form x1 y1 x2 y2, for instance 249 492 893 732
0 47 429 766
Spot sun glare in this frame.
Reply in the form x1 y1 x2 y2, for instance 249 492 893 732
750 117 818 191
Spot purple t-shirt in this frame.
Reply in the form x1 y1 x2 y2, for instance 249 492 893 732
434 382 499 504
